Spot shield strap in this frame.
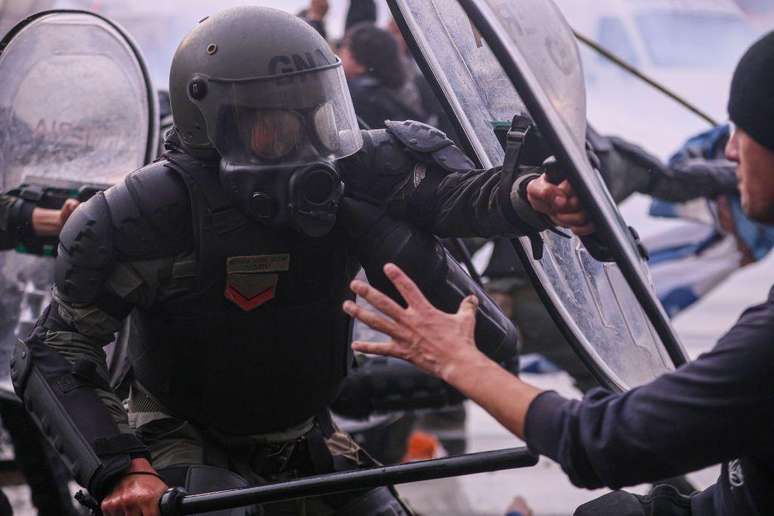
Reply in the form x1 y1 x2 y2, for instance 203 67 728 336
499 114 555 259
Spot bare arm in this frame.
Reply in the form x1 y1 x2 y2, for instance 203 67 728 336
342 263 543 437
345 264 774 490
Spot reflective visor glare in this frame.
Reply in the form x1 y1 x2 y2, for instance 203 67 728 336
247 110 303 160
313 102 341 153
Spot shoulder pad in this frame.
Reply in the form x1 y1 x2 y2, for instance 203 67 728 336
383 120 475 174
104 161 191 260
55 161 191 304
384 119 452 153
357 129 415 176
56 193 114 302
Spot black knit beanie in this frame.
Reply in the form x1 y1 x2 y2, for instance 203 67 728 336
728 30 774 152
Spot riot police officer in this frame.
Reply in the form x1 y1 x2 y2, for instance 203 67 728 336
11 7 583 515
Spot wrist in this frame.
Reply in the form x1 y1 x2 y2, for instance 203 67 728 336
509 173 554 232
440 348 492 388
127 457 156 474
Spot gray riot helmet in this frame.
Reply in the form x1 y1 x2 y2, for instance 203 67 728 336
170 6 362 236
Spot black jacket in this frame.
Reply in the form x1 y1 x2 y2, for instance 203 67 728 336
525 286 774 515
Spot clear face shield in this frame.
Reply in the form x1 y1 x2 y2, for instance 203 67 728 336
190 61 362 166
187 61 361 237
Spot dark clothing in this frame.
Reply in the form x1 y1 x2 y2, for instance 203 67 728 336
29 126 531 507
0 196 77 515
345 0 377 31
589 127 738 204
348 75 427 130
0 194 34 250
298 12 327 41
575 485 692 516
525 286 774 515
120 129 527 437
140 411 409 515
0 401 78 515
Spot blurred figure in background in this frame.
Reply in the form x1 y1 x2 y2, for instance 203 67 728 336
340 22 415 129
298 0 330 40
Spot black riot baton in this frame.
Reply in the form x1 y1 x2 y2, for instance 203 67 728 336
158 447 538 515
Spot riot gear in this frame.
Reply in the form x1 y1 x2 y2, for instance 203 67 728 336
170 7 361 235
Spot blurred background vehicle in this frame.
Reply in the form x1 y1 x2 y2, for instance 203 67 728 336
555 0 757 158
734 0 774 30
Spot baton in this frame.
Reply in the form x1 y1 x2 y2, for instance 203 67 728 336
158 447 538 515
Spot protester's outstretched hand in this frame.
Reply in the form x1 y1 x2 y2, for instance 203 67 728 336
526 175 595 236
343 263 485 382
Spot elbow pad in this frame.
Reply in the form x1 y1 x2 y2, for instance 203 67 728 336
343 198 519 363
333 356 465 419
10 304 148 500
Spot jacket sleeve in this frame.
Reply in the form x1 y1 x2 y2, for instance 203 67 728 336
590 126 738 204
0 194 36 250
524 292 774 489
342 126 549 238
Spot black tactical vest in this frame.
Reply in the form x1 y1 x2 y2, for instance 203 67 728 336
129 151 357 435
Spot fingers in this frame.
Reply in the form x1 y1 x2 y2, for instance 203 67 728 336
342 300 406 340
456 295 478 317
383 263 432 309
63 198 80 209
349 279 405 322
59 199 80 226
141 497 162 516
527 176 576 214
553 210 589 227
557 179 574 195
351 340 403 358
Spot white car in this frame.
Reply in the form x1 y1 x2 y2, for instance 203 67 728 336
555 0 758 158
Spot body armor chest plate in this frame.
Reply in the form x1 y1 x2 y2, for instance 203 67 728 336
130 153 356 435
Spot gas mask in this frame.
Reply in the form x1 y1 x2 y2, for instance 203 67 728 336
186 58 363 237
219 159 344 238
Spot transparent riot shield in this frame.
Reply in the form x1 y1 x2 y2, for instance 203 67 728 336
389 0 688 390
0 10 157 191
0 10 157 397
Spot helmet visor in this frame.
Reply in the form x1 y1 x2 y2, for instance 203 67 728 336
190 62 362 165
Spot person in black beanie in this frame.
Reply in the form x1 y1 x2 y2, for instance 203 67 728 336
343 31 774 516
727 30 774 223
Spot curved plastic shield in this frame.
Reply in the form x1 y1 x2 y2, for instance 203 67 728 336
0 10 157 191
389 0 687 390
0 11 157 397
